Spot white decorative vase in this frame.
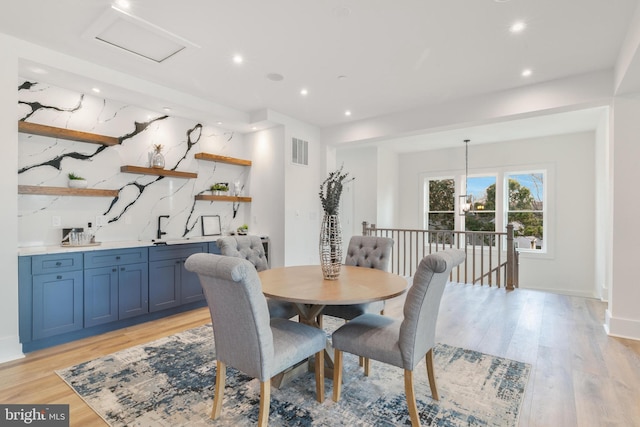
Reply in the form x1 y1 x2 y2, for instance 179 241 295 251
68 179 88 189
319 213 343 280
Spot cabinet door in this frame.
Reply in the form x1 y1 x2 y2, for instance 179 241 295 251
84 267 118 327
33 271 83 340
180 260 205 304
148 259 181 312
119 262 149 319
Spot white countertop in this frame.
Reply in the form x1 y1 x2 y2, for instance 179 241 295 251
18 236 219 256
18 235 268 256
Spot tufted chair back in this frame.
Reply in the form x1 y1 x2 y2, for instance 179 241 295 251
321 235 395 322
345 236 393 271
217 235 268 271
216 235 297 319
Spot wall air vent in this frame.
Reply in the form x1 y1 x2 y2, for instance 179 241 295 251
82 6 199 63
292 137 309 166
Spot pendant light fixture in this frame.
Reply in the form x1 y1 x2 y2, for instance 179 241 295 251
459 139 472 216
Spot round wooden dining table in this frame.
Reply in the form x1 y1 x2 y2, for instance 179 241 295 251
259 264 408 328
259 264 408 387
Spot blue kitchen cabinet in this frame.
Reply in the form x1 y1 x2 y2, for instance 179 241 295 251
118 262 149 319
148 243 207 312
31 253 84 340
84 249 149 327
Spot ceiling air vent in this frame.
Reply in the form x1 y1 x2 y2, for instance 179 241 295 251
292 137 309 166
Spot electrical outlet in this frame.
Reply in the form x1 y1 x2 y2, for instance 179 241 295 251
52 216 61 227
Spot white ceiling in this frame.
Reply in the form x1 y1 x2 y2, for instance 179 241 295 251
2 0 638 149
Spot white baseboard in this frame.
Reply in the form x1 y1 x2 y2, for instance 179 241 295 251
0 334 24 364
605 309 640 341
518 285 596 299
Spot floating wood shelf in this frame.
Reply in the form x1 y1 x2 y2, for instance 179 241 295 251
18 185 119 197
120 166 198 179
18 121 120 146
194 152 251 166
195 194 252 203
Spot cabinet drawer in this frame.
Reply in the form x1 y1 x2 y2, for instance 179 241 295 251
149 243 208 261
84 248 148 268
32 253 83 275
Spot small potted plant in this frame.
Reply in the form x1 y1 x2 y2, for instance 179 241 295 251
237 224 249 235
68 172 88 189
210 183 229 195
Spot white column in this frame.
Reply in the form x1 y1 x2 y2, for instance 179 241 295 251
607 94 640 340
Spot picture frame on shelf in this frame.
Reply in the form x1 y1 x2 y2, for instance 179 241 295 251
201 215 222 236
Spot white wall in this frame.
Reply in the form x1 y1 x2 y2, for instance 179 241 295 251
280 114 324 266
0 35 22 363
395 132 597 297
595 113 611 300
245 126 286 267
376 148 399 227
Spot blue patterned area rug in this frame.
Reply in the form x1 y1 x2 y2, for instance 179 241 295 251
56 321 530 426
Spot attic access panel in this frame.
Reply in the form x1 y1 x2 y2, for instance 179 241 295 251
84 6 199 63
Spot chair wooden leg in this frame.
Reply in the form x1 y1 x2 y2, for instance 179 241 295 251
425 348 439 401
315 350 325 402
211 360 226 419
258 379 271 427
404 369 421 427
364 357 371 376
332 349 343 402
359 356 364 367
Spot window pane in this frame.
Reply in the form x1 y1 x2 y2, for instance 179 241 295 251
508 212 543 240
508 174 543 211
429 179 454 211
465 212 495 232
467 176 496 211
428 213 454 231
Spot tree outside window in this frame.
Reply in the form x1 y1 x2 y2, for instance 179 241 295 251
464 176 496 232
506 173 544 250
425 178 454 228
425 178 455 243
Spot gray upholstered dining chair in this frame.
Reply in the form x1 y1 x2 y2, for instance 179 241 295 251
217 235 297 319
331 249 466 427
321 235 394 321
185 253 326 426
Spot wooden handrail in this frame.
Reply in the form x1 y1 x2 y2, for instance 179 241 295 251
362 221 519 289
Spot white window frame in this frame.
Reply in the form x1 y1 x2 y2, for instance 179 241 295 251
422 164 552 257
504 169 548 254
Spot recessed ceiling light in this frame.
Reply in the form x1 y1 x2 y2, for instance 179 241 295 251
233 55 243 64
216 121 223 125
114 0 130 10
251 126 257 130
344 110 352 117
510 21 526 33
300 88 308 96
29 67 48 75
521 69 532 77
162 107 171 112
337 75 348 81
92 87 101 93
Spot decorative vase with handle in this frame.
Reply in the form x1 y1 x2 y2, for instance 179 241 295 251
319 213 343 280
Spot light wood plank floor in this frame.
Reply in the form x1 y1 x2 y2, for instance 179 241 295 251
1 284 639 426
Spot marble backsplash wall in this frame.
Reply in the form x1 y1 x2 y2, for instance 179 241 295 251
18 80 250 247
